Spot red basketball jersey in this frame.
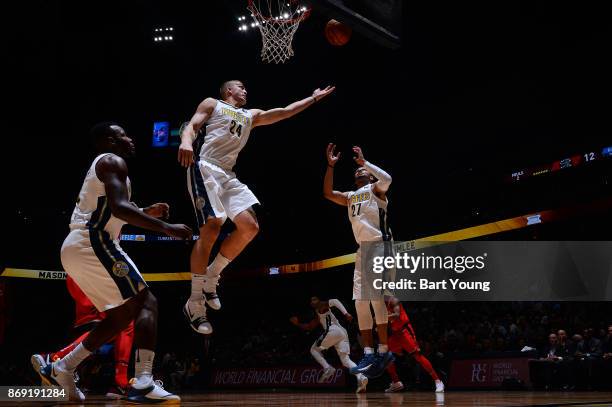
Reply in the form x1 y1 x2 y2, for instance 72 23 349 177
389 301 410 332
66 276 104 327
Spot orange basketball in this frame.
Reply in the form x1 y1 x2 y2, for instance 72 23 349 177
325 19 352 46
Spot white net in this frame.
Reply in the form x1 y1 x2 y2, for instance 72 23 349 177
247 0 310 64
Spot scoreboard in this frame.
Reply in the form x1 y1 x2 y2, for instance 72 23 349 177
509 146 612 182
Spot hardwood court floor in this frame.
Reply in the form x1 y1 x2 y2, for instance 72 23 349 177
7 391 612 406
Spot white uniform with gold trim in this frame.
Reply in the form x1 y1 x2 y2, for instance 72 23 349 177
187 100 259 225
61 153 147 311
314 300 350 354
347 183 392 300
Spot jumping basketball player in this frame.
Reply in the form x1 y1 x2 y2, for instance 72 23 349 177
290 296 369 393
323 144 394 379
31 275 135 399
178 81 335 335
39 122 192 402
385 295 444 393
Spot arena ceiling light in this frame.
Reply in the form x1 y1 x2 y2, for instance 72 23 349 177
153 26 174 42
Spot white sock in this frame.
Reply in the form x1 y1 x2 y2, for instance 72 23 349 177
190 273 205 301
133 349 155 388
207 254 230 277
364 347 374 355
57 343 92 372
378 344 389 354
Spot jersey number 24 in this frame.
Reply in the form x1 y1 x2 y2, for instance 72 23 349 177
229 120 243 138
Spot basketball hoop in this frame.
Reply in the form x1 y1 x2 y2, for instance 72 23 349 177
247 0 311 64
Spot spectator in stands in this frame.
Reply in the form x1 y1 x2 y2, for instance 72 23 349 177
603 325 612 360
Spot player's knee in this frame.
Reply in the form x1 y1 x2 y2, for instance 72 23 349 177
238 218 259 241
310 345 319 356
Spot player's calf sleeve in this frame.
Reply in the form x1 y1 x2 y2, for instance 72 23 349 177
414 353 439 381
387 361 400 382
310 345 331 369
355 300 374 331
371 299 388 326
338 353 356 370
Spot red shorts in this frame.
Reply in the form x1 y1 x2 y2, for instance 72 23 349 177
388 326 419 355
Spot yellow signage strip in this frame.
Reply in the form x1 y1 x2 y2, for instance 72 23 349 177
4 198 610 281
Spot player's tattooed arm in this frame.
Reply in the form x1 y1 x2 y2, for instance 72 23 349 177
178 97 217 168
97 155 192 239
353 146 392 197
250 86 335 127
324 143 349 206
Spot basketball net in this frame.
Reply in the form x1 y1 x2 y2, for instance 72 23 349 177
247 0 310 64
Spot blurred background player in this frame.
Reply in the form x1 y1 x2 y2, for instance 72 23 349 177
38 122 192 402
384 295 444 393
290 296 368 393
323 144 394 378
178 80 334 335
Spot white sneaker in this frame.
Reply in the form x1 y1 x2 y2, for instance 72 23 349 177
30 354 48 385
183 299 213 335
356 373 369 393
39 362 85 401
127 379 180 404
385 380 404 393
318 366 336 383
203 273 221 310
435 380 445 393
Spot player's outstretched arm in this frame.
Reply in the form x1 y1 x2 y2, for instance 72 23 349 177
250 86 335 128
178 98 217 168
97 155 193 239
353 146 392 196
323 143 349 206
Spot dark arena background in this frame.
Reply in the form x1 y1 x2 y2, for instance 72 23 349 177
3 0 612 406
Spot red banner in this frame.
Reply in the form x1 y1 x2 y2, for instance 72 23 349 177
210 365 347 388
449 357 531 388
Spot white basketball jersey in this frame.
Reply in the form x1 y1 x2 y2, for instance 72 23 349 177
69 153 131 240
347 183 392 244
318 307 341 330
198 100 253 170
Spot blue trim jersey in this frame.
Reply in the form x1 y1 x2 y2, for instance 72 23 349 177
69 154 131 241
197 100 254 171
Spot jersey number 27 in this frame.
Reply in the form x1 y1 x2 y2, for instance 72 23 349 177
351 203 362 217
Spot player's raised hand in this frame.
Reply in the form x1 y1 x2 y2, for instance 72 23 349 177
144 203 170 219
178 141 194 168
353 146 365 166
164 223 193 240
313 85 335 102
327 143 341 167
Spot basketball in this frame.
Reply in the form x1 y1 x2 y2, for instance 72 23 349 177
325 19 352 46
